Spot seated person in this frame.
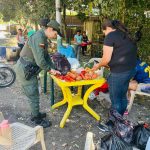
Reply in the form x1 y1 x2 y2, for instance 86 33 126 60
125 58 150 115
129 58 150 91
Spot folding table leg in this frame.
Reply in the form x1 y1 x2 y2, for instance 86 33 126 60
52 99 67 109
60 106 72 128
83 83 104 121
84 103 100 120
59 87 74 128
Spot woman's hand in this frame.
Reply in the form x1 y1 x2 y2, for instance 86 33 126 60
49 69 61 75
91 63 100 71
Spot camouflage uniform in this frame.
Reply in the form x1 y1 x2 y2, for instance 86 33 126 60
14 29 54 117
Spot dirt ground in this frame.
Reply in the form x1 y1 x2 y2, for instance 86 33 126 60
0 32 150 150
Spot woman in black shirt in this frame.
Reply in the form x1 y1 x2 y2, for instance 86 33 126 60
81 31 89 55
92 19 137 127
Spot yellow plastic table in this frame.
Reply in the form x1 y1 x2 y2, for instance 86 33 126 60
51 75 106 128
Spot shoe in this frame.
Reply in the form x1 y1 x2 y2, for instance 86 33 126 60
33 118 52 128
31 112 46 121
124 110 129 115
105 120 114 129
39 112 46 118
97 123 110 132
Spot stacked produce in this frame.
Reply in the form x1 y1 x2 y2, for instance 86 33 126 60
55 68 99 82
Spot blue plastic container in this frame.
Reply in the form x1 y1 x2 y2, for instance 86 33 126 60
0 46 6 57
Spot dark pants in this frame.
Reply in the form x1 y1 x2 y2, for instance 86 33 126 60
107 69 136 115
82 46 87 55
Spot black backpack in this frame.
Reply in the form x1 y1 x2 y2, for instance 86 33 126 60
51 52 71 75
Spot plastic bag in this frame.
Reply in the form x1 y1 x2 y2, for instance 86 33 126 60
146 137 150 150
109 109 134 144
67 58 80 69
115 119 133 144
58 45 75 58
51 52 71 75
132 123 150 150
89 83 109 101
97 92 111 109
101 132 133 150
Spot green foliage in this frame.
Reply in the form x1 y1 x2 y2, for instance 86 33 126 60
76 12 89 21
91 0 150 62
0 0 55 26
0 13 3 23
137 28 150 63
0 0 149 61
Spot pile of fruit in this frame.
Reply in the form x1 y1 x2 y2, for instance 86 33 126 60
55 68 99 82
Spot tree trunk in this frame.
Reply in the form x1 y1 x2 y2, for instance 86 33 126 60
62 4 67 43
55 0 61 24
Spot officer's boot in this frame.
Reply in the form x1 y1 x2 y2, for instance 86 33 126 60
31 112 46 121
33 118 52 128
31 112 51 128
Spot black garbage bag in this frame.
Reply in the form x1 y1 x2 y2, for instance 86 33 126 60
101 132 133 150
109 109 134 144
132 123 150 150
51 52 71 75
115 119 134 144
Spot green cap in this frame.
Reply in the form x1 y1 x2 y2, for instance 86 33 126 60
47 20 62 37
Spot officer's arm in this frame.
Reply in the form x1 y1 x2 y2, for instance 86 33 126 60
45 51 54 67
30 36 53 71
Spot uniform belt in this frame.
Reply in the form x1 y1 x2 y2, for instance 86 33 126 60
20 57 33 65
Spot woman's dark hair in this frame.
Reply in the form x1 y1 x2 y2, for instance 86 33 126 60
102 19 133 41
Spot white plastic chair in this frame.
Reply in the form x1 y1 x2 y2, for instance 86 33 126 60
127 83 150 112
88 58 104 77
0 112 46 150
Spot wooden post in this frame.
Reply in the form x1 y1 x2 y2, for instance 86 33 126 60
43 71 47 94
50 78 54 106
84 132 95 150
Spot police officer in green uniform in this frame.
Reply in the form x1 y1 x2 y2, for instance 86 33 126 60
14 20 62 128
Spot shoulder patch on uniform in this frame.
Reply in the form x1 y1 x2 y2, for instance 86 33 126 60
39 43 45 49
